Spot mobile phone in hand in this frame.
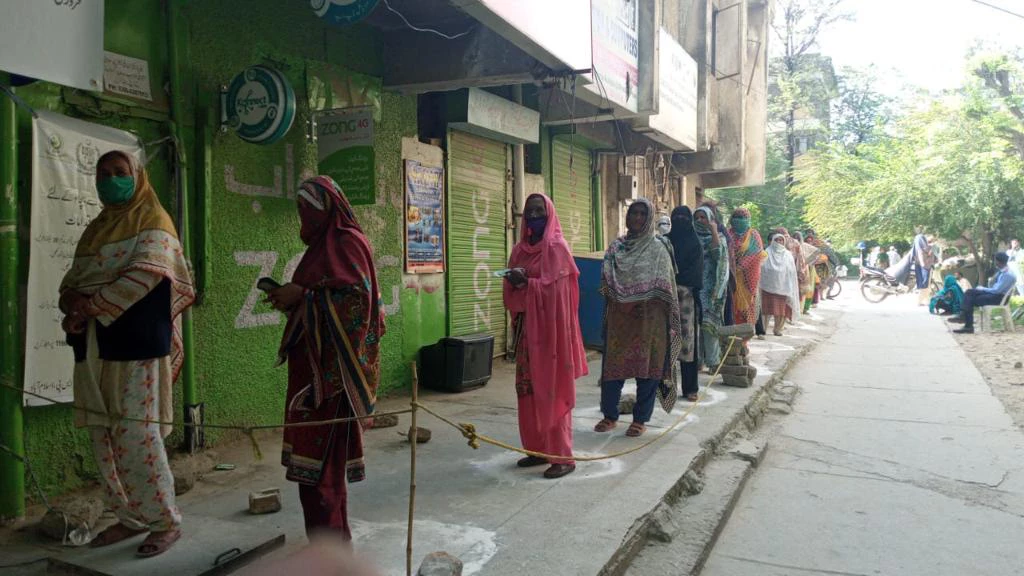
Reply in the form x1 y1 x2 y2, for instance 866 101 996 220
257 277 282 293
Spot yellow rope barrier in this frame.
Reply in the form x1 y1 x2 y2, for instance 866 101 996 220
3 337 740 465
415 337 738 462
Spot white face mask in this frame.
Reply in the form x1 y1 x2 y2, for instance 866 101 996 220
657 222 671 235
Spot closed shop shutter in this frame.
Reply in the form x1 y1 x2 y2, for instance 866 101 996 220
551 137 594 254
446 130 509 356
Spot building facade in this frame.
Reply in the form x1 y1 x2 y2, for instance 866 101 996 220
0 0 771 517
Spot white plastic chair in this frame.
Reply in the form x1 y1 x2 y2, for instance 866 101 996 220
978 290 1016 333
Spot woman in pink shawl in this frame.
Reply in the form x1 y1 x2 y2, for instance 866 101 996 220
503 194 588 479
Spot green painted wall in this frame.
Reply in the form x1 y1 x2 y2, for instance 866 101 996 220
10 0 444 498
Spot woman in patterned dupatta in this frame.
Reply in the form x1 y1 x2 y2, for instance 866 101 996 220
268 176 385 542
694 206 730 369
727 208 766 326
594 198 682 438
503 193 588 479
794 231 819 313
60 150 194 558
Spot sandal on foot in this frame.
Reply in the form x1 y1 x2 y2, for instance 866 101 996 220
685 393 699 402
136 529 181 558
593 419 618 433
626 422 646 437
543 463 576 479
90 523 147 548
517 455 548 468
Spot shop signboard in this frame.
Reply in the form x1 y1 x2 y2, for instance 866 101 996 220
223 65 297 145
315 106 376 205
453 0 591 73
0 0 104 90
584 0 640 114
634 30 699 150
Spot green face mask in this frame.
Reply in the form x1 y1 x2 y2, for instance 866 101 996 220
96 176 135 205
731 216 751 234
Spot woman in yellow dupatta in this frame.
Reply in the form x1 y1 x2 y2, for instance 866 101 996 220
60 150 194 558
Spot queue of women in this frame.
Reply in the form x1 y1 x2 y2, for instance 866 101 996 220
58 152 820 557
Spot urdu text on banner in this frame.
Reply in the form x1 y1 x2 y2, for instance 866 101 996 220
25 111 144 406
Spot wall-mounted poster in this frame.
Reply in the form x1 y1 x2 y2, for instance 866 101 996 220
404 160 445 273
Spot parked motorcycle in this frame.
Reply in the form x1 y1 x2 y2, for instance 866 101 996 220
859 251 935 303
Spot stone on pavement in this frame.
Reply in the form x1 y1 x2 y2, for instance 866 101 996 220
39 496 103 543
418 551 463 576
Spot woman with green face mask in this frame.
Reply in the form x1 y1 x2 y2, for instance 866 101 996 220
727 207 766 327
59 150 195 558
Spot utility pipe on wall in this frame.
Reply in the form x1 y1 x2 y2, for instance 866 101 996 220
167 0 198 442
511 84 526 239
0 74 25 521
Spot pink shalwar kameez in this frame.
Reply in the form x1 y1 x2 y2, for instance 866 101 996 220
503 194 588 465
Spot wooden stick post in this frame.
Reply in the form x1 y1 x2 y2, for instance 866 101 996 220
406 362 419 576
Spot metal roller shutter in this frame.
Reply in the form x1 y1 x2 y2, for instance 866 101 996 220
446 130 509 356
551 137 594 254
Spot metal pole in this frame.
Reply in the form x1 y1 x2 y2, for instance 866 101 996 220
0 73 26 522
167 0 198 436
406 363 419 576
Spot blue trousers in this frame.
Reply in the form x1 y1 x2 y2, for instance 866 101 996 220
601 378 660 424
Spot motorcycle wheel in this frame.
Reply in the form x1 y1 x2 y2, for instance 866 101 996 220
860 277 889 303
827 278 843 299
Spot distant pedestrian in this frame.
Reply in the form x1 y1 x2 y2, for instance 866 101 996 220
667 206 704 402
1008 238 1023 296
695 206 730 369
268 176 385 542
727 208 767 326
595 198 682 437
60 150 195 557
794 231 818 313
503 194 588 479
887 246 901 268
760 231 801 336
949 252 1017 334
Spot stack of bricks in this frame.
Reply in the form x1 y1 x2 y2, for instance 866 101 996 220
716 323 757 388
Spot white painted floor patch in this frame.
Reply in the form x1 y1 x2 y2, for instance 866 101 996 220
351 518 497 576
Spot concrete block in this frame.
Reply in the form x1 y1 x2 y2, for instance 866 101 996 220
730 439 767 467
721 375 753 388
248 488 282 515
718 323 755 339
719 365 757 379
723 355 747 366
418 551 463 576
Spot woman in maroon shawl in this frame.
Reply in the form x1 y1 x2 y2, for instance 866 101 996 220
503 194 588 479
267 176 385 541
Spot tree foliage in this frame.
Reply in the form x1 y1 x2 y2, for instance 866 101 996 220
794 60 1024 281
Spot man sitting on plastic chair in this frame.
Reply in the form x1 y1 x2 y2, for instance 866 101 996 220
949 252 1018 334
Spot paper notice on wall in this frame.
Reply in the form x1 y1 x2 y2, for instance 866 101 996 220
103 51 153 101
24 111 144 406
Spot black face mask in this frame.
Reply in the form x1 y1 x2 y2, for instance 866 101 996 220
525 216 547 239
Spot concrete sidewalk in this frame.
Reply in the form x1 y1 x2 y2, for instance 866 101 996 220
3 303 840 576
701 291 1024 575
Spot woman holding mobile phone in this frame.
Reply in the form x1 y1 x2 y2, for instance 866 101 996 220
266 176 385 542
502 193 587 479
